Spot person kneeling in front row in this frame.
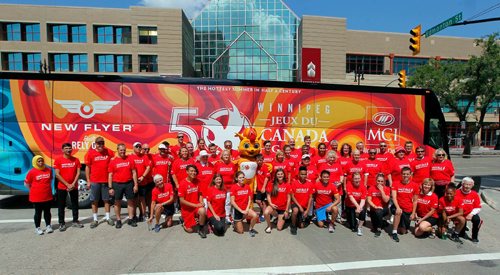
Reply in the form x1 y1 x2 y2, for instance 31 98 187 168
149 174 174 233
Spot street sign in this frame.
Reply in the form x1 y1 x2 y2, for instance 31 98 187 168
424 12 462 38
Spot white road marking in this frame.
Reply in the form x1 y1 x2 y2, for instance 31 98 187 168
0 214 182 224
132 252 500 274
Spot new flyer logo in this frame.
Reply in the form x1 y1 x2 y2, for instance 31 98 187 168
55 99 119 119
365 107 402 145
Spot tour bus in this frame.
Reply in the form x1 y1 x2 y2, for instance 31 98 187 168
0 72 448 207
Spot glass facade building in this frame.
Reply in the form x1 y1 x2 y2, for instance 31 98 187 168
192 0 300 82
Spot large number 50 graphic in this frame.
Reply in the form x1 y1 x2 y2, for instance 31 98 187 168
169 107 199 145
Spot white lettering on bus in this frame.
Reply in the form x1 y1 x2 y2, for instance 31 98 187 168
261 128 328 143
367 128 399 141
41 123 132 132
257 102 331 115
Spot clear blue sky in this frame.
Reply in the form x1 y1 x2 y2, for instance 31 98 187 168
1 0 498 38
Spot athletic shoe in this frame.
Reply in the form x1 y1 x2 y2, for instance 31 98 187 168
357 228 363 236
132 216 138 223
45 225 53 234
35 227 44 235
450 232 463 244
328 223 335 233
374 230 382 238
127 219 138 227
72 221 84 228
115 220 122 229
290 226 297 235
90 221 98 229
107 218 115 226
138 215 145 222
198 226 207 239
154 224 161 233
249 229 257 237
392 233 400 242
178 216 184 225
471 238 479 244
59 223 67 232
265 226 272 234
225 216 232 225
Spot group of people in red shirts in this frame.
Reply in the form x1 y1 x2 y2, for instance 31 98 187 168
24 134 482 244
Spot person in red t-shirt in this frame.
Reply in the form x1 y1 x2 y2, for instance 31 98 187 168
363 148 384 188
151 143 174 188
283 145 298 178
388 146 411 186
391 167 419 242
404 141 417 162
290 166 313 234
264 169 292 233
254 154 270 222
329 139 339 153
85 136 115 228
195 150 216 197
223 140 240 161
338 143 352 168
410 146 432 185
376 141 394 176
355 141 369 162
318 150 344 192
108 143 139 228
149 174 175 233
345 172 367 236
314 170 341 233
185 142 195 159
312 142 328 169
178 165 207 238
54 143 83 231
438 184 465 242
171 147 196 188
193 138 208 158
286 138 301 160
170 133 186 159
206 174 227 236
456 177 482 243
130 141 152 222
215 150 237 224
300 154 319 182
412 178 439 238
430 148 455 198
303 135 317 157
262 140 275 164
271 150 291 183
367 174 391 237
230 171 258 236
25 155 53 235
207 143 220 165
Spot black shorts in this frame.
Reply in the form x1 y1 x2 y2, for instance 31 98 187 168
161 204 175 217
90 183 109 202
113 181 134 200
423 216 438 226
276 209 286 215
233 209 244 221
137 185 149 198
254 191 267 202
400 211 412 230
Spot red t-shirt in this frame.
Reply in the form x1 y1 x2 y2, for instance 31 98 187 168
410 157 432 184
208 153 220 165
151 154 173 183
271 160 291 181
284 156 298 178
318 162 343 184
304 164 319 182
312 154 328 170
314 181 339 209
393 180 419 213
416 192 439 219
389 157 411 183
430 160 455 185
230 183 252 210
438 196 463 216
169 143 185 159
291 179 313 209
25 168 53 203
289 148 301 160
455 189 481 216
266 182 292 210
376 152 394 174
345 183 367 208
85 148 114 183
359 152 369 162
151 183 174 204
206 186 227 218
171 157 195 184
367 185 391 208
406 152 417 162
178 178 201 211
53 156 81 190
256 164 271 191
262 151 275 164
363 159 384 187
229 149 240 160
214 161 237 191
130 153 151 186
338 156 351 168
108 156 136 183
343 160 365 185
195 162 215 195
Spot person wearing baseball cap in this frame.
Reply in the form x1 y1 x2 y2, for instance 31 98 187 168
151 142 174 190
195 150 215 197
130 141 152 222
299 154 318 182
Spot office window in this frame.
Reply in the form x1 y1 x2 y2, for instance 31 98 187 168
5 23 21 41
138 26 157 44
50 24 68 43
25 24 40 41
346 54 385 74
393 57 429 75
71 25 87 43
95 54 132 72
49 53 88 72
51 53 70 72
139 55 158 72
1 52 40 71
1 22 40 41
72 54 88 72
26 53 41 71
48 24 86 43
94 25 131 44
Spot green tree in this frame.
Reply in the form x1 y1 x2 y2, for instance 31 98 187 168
408 33 499 156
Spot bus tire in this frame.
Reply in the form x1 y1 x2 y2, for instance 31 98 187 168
67 178 92 209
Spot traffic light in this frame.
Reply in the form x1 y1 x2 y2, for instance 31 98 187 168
409 25 421 56
398 69 406 88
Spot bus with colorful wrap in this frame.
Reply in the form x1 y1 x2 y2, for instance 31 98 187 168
0 72 449 207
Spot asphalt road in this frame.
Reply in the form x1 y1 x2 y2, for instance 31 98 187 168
1 156 499 275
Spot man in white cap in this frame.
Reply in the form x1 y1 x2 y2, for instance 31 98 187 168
130 141 152 222
151 142 173 188
300 154 318 182
195 150 215 197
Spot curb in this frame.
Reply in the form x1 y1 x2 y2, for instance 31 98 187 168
480 190 498 211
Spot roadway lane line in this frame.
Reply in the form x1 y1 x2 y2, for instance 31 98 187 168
132 252 500 274
0 214 182 224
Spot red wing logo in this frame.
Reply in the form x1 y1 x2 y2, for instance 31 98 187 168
372 112 396 126
55 100 119 119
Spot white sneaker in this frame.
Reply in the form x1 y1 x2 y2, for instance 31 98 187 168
357 228 363 236
45 225 54 234
328 224 335 233
35 227 44 235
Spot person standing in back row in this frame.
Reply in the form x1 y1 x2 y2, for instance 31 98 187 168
54 143 84 231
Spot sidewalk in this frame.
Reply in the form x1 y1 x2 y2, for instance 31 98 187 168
450 147 500 156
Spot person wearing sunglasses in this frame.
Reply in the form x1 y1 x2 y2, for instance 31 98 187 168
430 149 455 198
376 142 394 177
170 133 187 159
363 148 384 188
404 141 417 162
130 141 152 222
85 136 115 228
223 140 240 160
410 146 432 185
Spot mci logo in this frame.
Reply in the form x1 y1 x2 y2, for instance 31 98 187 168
365 107 401 145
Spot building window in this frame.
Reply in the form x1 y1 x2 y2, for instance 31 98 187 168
72 54 88 72
48 24 86 43
95 54 132 72
1 22 40 41
94 25 131 44
393 57 429 75
346 54 385 75
139 55 158 72
49 53 88 72
138 26 158 44
1 52 40 71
